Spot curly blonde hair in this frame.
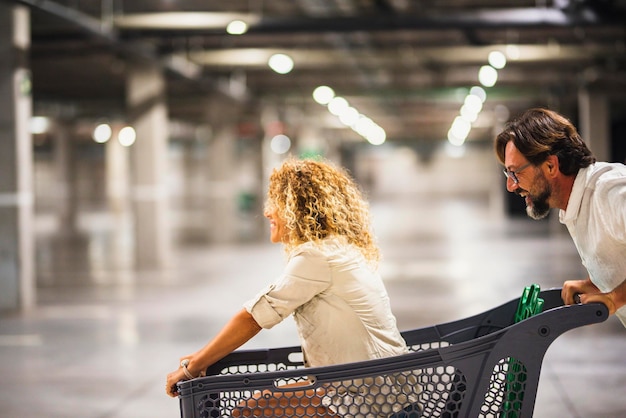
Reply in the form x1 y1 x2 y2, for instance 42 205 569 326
266 157 380 265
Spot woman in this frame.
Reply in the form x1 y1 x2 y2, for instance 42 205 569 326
166 158 413 416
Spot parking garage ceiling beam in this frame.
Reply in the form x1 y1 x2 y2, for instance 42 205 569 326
5 0 205 83
111 7 626 38
250 8 622 34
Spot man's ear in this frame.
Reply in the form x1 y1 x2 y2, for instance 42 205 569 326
544 155 560 177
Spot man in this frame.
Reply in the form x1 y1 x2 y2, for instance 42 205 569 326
494 107 626 327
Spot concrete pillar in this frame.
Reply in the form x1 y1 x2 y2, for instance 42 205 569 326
106 130 130 214
261 105 284 179
0 5 35 310
206 108 239 244
126 61 171 268
491 107 509 220
578 89 610 162
52 121 78 233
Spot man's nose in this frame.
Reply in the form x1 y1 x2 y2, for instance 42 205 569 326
505 176 518 193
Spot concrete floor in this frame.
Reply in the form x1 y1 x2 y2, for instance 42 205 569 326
1 195 625 417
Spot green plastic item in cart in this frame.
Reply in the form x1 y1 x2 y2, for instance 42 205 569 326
500 284 545 418
514 284 545 323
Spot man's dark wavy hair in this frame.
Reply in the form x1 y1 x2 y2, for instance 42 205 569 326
495 108 596 176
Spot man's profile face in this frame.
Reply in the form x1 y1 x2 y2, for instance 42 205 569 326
503 141 551 220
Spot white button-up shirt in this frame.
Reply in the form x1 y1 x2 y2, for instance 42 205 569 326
244 236 408 367
559 162 626 327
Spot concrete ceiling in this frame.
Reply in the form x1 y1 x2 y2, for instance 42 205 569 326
8 0 626 146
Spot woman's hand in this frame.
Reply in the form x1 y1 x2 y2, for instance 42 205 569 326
166 365 186 397
165 309 262 398
165 355 194 397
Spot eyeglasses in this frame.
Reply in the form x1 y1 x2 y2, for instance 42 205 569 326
502 162 532 184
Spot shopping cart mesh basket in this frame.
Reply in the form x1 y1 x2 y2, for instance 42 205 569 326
178 287 607 418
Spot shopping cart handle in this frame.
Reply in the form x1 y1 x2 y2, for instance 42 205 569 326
573 293 582 304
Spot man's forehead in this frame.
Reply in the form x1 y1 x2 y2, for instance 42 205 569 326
504 141 524 166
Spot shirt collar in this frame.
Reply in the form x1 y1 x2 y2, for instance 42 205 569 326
559 162 614 224
559 165 590 224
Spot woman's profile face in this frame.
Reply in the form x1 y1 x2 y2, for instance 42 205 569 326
264 203 288 243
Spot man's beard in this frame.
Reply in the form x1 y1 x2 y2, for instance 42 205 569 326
517 173 552 220
526 188 551 220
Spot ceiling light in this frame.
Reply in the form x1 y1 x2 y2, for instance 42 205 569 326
114 12 260 30
478 65 498 87
118 126 136 147
469 86 487 102
449 117 471 144
463 94 483 114
365 125 386 146
312 86 335 105
327 97 349 116
268 54 294 74
270 134 291 154
445 142 466 157
460 105 479 123
488 51 507 69
226 20 248 35
93 123 112 143
338 107 360 127
354 116 374 137
312 86 384 145
447 129 465 147
506 44 521 60
30 116 50 134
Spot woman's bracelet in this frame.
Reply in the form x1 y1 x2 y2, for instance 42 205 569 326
180 359 196 380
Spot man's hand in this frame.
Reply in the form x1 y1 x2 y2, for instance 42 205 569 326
582 292 617 315
562 278 599 305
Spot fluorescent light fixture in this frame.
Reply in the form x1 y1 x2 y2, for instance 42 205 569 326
478 65 498 87
449 116 471 145
270 134 291 154
488 51 507 69
463 94 483 114
460 105 479 123
506 44 521 60
312 86 335 105
268 53 294 74
338 107 359 126
313 86 385 145
469 86 487 102
445 141 466 157
114 12 260 30
327 97 349 116
93 123 112 143
365 125 386 146
226 20 248 35
30 116 50 134
118 126 136 147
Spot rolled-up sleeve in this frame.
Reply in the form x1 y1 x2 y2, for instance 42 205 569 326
243 248 331 329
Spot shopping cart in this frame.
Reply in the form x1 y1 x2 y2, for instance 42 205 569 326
177 287 608 417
